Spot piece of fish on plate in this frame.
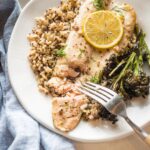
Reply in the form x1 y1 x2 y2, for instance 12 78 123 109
85 1 137 77
52 92 89 131
49 0 137 131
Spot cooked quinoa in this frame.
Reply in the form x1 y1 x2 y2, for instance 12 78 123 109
28 0 81 94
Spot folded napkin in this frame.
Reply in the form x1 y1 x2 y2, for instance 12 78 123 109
0 0 75 149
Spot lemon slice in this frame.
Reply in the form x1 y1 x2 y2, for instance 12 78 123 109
82 11 124 49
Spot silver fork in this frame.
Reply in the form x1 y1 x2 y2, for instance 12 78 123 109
78 82 150 146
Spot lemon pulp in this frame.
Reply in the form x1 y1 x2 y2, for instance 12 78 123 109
82 10 124 49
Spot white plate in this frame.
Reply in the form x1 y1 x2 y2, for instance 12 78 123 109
8 0 150 142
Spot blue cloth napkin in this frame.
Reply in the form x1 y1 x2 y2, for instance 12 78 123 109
0 0 75 149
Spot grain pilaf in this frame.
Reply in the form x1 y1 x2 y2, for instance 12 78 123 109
28 0 81 94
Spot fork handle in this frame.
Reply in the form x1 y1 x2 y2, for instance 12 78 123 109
124 117 150 146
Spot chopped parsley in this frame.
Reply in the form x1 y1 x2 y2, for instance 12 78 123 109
90 74 100 84
78 49 85 58
111 5 124 16
56 47 66 57
93 0 105 10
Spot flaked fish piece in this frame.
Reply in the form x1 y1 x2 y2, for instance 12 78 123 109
47 77 74 95
53 58 79 79
53 64 79 78
64 31 92 72
52 94 88 131
48 76 83 95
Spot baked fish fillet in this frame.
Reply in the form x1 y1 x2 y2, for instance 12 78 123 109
49 0 136 131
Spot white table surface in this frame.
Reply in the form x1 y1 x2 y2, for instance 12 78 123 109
18 0 150 149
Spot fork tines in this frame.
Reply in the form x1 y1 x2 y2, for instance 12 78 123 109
78 82 116 106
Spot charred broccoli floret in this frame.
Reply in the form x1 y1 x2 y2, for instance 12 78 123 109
99 107 118 124
100 26 150 100
123 70 149 98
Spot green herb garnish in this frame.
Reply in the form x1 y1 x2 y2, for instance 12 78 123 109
56 47 66 57
93 0 104 10
78 49 85 58
90 74 100 83
111 5 124 16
